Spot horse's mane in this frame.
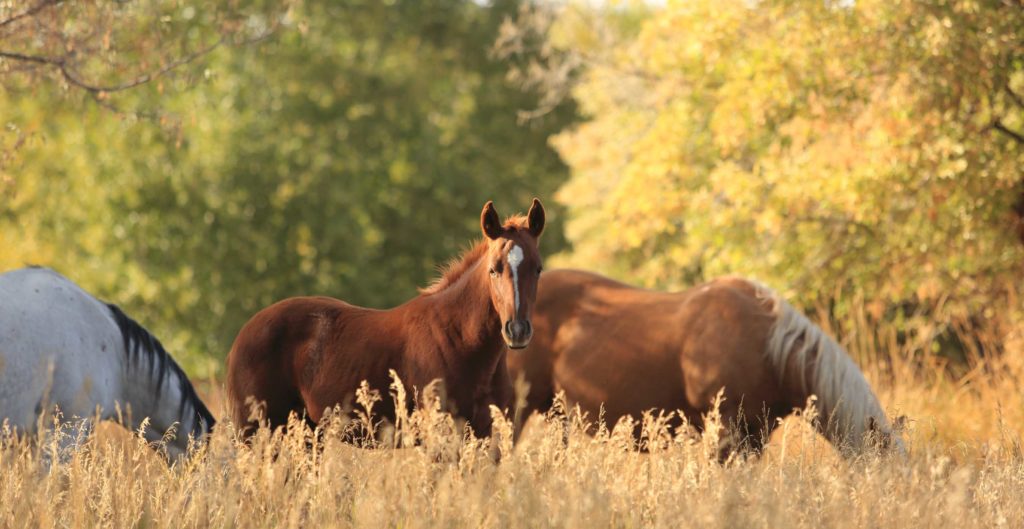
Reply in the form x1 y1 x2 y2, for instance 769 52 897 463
756 281 894 450
419 215 530 295
105 303 216 432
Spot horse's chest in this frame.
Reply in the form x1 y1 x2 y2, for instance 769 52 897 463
456 371 495 402
429 361 499 415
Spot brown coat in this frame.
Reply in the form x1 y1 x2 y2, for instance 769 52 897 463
509 269 899 454
226 200 546 439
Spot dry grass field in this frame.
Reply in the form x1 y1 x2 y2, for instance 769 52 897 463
2 319 1022 529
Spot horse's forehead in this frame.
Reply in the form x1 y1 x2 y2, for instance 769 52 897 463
507 244 524 266
497 235 538 260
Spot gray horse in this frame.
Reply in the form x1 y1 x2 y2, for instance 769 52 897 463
0 267 214 461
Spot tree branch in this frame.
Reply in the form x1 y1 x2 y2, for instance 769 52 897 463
0 36 225 94
1005 84 1024 109
992 118 1024 144
1 12 285 95
0 0 62 31
0 50 63 66
1 6 289 100
56 36 227 94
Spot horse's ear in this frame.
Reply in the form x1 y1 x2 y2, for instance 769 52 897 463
481 201 502 240
527 197 545 238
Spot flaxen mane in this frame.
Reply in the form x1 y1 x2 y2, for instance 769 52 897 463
753 280 897 451
420 215 530 295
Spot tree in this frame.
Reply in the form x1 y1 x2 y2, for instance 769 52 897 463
1 0 574 375
510 0 1023 345
0 0 289 206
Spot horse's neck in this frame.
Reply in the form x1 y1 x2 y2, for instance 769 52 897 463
119 354 197 456
419 261 505 375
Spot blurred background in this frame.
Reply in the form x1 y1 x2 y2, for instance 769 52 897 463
1 0 1021 392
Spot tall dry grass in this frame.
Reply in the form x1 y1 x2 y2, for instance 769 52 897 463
1 309 1022 529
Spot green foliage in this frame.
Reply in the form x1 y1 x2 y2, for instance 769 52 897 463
1 0 573 376
539 0 1023 335
8 0 1020 376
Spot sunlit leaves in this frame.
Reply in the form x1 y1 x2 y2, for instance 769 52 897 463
545 0 1023 329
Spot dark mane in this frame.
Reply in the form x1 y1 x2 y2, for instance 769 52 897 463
105 303 216 433
419 215 530 295
419 241 488 295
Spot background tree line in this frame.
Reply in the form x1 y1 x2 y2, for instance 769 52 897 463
500 0 1023 369
2 0 1021 377
1 0 574 376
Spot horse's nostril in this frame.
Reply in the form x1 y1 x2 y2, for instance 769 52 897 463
504 320 513 336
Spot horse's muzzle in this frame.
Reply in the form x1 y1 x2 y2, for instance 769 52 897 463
504 319 533 349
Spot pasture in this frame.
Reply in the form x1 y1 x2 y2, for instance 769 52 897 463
2 321 1022 529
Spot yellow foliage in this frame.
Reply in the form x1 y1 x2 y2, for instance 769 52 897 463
547 0 1023 335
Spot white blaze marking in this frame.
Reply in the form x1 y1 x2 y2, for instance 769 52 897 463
507 244 524 315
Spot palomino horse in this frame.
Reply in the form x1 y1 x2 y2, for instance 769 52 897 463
508 269 903 455
227 199 546 439
0 267 215 460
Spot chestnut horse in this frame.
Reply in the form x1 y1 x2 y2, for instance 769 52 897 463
508 269 904 455
227 199 545 439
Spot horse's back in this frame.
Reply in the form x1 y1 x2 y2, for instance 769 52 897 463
514 269 690 419
226 295 383 431
0 268 122 431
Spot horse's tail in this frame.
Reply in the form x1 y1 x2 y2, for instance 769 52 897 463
758 286 904 454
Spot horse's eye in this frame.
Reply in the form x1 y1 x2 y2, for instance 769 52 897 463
489 268 497 277
537 265 543 275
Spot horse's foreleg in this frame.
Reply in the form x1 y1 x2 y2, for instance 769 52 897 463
714 402 781 462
